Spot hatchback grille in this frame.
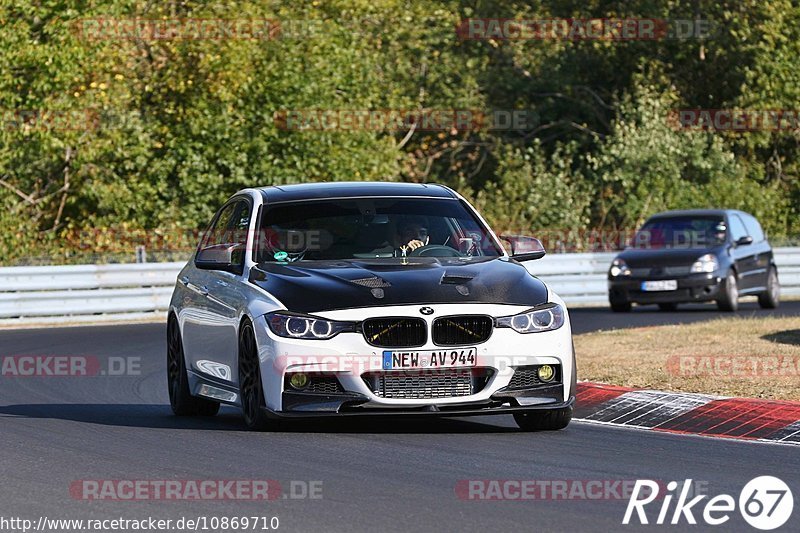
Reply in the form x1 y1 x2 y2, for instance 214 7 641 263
432 315 493 346
363 369 489 399
507 365 561 389
362 317 427 348
628 265 691 277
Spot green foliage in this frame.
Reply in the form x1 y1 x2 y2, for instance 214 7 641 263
472 140 591 233
0 0 798 264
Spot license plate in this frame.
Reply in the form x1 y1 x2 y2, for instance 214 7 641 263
641 280 678 291
382 348 477 370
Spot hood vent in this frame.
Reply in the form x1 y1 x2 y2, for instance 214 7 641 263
440 272 474 285
349 276 391 288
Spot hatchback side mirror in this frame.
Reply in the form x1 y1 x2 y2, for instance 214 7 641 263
735 236 753 247
195 243 245 273
500 235 546 261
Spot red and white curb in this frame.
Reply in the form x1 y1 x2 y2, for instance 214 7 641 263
574 382 800 444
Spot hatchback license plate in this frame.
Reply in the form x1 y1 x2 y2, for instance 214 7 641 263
641 280 678 291
382 348 477 370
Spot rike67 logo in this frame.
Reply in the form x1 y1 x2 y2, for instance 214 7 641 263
624 477 793 530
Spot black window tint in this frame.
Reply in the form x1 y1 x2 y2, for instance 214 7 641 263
633 216 726 249
256 198 502 262
200 202 238 249
729 215 748 241
200 200 251 267
233 202 251 232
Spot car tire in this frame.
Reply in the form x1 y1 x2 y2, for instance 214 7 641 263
514 407 572 431
610 300 632 313
658 303 678 311
758 267 780 309
716 270 739 312
167 316 221 417
238 320 275 431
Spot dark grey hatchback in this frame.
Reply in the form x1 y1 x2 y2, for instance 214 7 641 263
607 209 779 312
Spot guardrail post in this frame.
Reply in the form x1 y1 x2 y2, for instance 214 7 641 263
135 246 147 263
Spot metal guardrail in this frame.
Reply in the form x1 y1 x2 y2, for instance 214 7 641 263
0 263 183 324
1 249 799 323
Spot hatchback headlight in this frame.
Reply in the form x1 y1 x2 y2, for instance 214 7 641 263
690 254 718 273
265 312 356 340
496 303 565 333
609 258 631 277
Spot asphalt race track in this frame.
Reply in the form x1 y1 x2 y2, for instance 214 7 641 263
569 299 800 334
2 305 799 532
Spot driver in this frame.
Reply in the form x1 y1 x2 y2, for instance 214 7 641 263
395 216 429 253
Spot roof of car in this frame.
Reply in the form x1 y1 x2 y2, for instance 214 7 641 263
256 182 456 203
648 209 752 219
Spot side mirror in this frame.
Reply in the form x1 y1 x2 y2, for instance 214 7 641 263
499 235 546 261
195 243 245 273
735 236 753 247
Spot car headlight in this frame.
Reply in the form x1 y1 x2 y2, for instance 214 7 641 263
496 303 565 333
609 258 631 277
690 253 718 273
265 312 356 340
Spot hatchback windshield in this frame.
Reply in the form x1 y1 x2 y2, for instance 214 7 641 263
256 198 503 262
631 216 727 249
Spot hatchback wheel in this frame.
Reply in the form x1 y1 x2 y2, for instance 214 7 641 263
758 267 780 309
610 300 632 313
716 270 739 312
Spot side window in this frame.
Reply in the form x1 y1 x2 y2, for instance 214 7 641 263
743 214 765 242
728 215 748 242
199 203 237 250
199 200 252 266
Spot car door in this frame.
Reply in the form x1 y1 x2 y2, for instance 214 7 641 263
727 213 758 292
741 213 772 292
181 199 250 383
199 199 254 378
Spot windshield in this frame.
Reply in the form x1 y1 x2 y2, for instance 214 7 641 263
631 216 727 249
256 198 503 262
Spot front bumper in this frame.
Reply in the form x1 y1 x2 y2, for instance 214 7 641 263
252 302 575 413
608 272 723 304
266 393 574 419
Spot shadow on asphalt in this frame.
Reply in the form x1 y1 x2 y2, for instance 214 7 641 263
761 329 800 346
0 403 527 434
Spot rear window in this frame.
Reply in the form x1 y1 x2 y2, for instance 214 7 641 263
632 216 727 249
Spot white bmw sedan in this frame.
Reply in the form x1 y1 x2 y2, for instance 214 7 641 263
168 182 576 431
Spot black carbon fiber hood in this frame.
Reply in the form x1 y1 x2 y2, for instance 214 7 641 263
249 257 548 313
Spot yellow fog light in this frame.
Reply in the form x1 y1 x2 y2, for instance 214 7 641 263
537 365 555 382
289 373 309 390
